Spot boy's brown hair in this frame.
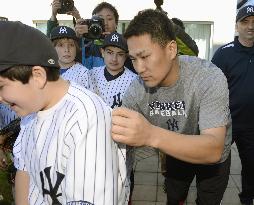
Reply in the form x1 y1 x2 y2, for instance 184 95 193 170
0 65 60 84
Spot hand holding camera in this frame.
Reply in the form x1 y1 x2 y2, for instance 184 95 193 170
50 0 80 21
57 0 74 14
76 16 105 40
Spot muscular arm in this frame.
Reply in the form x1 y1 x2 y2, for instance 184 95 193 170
148 124 225 164
15 170 29 205
112 107 226 164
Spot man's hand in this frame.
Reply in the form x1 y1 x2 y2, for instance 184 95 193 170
66 5 81 19
50 0 61 21
75 19 89 38
112 107 154 147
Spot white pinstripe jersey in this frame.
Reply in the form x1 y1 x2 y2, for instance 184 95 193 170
13 82 121 205
89 66 137 109
61 63 89 89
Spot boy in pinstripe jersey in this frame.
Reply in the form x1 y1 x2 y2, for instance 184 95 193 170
89 32 137 108
0 21 124 205
50 26 89 89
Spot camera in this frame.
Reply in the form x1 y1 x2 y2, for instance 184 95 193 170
0 17 8 21
81 16 105 40
57 0 74 14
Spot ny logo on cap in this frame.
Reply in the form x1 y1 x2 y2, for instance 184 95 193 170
48 59 55 65
110 34 119 42
247 6 254 13
59 27 67 34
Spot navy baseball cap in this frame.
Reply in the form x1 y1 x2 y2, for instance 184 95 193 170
50 26 78 41
0 21 59 72
102 32 128 52
236 5 254 22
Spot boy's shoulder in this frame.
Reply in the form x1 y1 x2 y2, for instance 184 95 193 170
67 82 110 110
71 62 89 71
22 82 109 124
89 66 105 77
68 82 103 101
62 63 89 77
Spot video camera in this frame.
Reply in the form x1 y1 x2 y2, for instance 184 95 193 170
57 0 74 14
81 16 105 40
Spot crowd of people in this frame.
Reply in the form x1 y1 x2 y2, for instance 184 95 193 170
0 0 254 205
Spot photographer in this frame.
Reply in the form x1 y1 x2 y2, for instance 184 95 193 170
74 2 118 70
75 2 135 72
46 0 81 37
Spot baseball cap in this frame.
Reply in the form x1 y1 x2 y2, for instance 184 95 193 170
50 26 78 41
236 5 254 22
102 32 128 52
0 21 59 72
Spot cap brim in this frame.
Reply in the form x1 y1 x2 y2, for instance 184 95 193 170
0 64 15 72
102 44 128 52
237 14 254 22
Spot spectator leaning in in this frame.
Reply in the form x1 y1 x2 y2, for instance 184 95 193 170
111 9 232 205
212 5 254 205
50 25 89 89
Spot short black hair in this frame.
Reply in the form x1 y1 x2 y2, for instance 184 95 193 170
124 9 176 47
0 65 60 84
92 2 119 24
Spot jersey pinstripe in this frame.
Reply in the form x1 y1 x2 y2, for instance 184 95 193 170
89 66 137 204
61 62 89 89
89 66 137 109
13 82 119 205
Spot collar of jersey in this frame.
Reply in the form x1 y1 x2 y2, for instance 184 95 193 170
104 67 125 81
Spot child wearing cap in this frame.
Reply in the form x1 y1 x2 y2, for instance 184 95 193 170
0 21 123 205
89 32 137 205
50 25 89 89
89 32 137 108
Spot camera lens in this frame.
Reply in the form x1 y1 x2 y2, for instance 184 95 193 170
89 24 102 39
64 0 72 7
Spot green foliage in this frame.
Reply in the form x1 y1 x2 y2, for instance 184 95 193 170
0 170 13 205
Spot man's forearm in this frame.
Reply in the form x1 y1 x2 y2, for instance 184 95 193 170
149 125 225 164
